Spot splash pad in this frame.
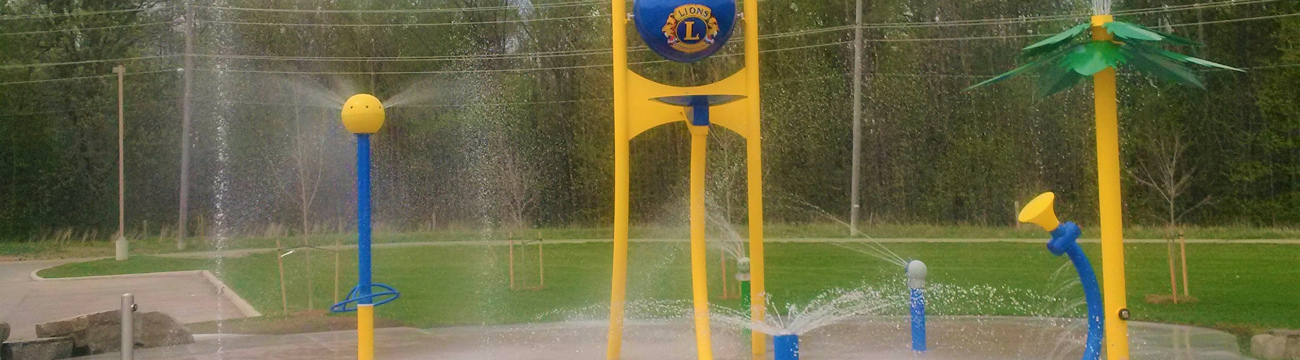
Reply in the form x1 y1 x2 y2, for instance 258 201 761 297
77 318 1252 360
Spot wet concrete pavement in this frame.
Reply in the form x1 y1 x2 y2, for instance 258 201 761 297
76 317 1251 360
0 259 251 341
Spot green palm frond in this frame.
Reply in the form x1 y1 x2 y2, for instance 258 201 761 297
1128 42 1244 72
1107 21 1201 47
1038 66 1086 97
1021 23 1089 58
1124 43 1205 88
1062 41 1126 76
967 19 1243 97
1105 21 1165 42
965 44 1081 90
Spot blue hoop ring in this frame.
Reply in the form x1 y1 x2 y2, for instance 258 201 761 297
329 283 401 313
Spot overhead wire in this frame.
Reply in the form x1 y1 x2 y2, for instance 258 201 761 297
0 3 1290 82
0 69 176 86
204 13 604 28
195 0 606 14
1167 11 1300 27
760 0 1282 39
0 55 180 70
0 6 173 21
0 22 171 37
0 99 179 117
179 8 1283 65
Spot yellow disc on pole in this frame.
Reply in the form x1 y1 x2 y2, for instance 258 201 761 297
342 94 385 134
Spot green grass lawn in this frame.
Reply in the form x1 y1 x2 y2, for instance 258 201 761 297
38 241 1299 342
6 223 1298 260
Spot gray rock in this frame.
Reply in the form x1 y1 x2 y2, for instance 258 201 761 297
33 309 118 339
33 309 194 356
135 311 194 348
0 322 9 343
1253 334 1278 359
1252 331 1300 360
0 337 73 360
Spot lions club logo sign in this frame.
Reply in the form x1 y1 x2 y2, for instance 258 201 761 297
633 0 736 62
662 4 720 54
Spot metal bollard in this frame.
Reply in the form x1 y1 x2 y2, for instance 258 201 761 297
121 293 136 360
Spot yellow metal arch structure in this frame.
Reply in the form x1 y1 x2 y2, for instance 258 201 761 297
626 71 751 139
605 0 765 359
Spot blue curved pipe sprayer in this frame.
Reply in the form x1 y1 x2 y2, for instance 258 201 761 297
1047 221 1104 360
1020 192 1102 360
906 260 927 352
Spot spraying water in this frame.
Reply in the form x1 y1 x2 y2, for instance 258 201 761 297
712 287 895 336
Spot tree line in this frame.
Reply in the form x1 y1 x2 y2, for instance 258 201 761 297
0 0 1296 241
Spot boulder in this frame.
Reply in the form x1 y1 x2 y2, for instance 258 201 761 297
1252 330 1300 360
135 312 194 348
33 309 118 339
1274 329 1300 360
0 322 9 343
33 309 194 356
0 337 73 360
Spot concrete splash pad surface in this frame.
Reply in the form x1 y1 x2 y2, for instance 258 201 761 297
78 316 1249 360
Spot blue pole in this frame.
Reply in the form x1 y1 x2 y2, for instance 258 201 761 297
773 334 799 360
356 134 373 305
1048 222 1103 360
910 287 926 351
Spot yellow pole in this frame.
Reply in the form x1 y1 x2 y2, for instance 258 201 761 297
1090 14 1130 360
607 0 631 356
357 304 375 360
743 0 766 356
689 125 715 360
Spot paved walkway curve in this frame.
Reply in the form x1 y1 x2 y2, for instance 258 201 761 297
0 259 254 341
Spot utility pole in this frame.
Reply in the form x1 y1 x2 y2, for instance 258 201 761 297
114 65 129 261
848 0 865 236
178 0 195 250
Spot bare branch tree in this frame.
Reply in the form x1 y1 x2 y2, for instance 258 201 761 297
1128 130 1210 302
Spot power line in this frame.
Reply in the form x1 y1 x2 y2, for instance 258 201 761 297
195 49 612 63
195 39 843 75
0 69 176 86
198 63 611 76
0 55 179 70
0 99 178 117
0 22 170 37
1 9 1288 81
0 6 173 21
196 0 604 15
205 13 603 28
760 0 1281 40
1167 11 1300 27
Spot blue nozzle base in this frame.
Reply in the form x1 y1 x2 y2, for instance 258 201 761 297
774 334 799 360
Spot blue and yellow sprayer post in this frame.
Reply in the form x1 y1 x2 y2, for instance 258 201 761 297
332 94 400 360
606 0 765 358
906 260 927 352
1020 192 1104 360
736 257 751 336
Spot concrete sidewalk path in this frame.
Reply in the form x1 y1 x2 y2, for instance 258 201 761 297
0 259 253 341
